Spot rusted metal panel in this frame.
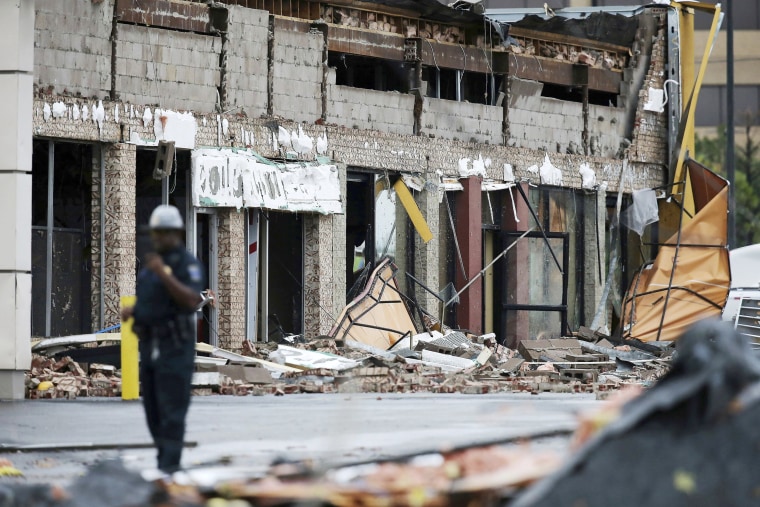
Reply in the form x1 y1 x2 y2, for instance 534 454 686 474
327 25 406 60
420 41 494 74
116 0 210 33
272 16 313 32
509 27 630 54
509 55 620 94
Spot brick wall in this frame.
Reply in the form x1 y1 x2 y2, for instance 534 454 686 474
327 85 415 136
629 28 668 165
217 209 247 349
271 27 323 123
91 147 102 330
422 98 502 145
303 175 347 338
115 25 220 113
226 7 269 118
102 143 136 327
34 0 112 98
412 186 441 314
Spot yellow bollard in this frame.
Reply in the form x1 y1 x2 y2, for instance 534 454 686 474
120 295 140 400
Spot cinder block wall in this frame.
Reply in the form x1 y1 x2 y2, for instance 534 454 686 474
326 85 415 135
271 27 324 123
34 0 112 98
588 104 627 158
115 25 220 113
422 98 502 144
226 7 269 118
509 97 584 154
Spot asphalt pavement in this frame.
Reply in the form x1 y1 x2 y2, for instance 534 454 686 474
0 393 599 485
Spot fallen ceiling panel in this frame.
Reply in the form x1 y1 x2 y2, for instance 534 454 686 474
330 258 418 350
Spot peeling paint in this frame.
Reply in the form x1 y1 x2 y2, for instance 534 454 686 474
503 163 515 182
142 107 152 127
539 154 562 185
579 162 597 189
93 100 105 131
316 132 328 155
52 102 66 119
152 109 197 149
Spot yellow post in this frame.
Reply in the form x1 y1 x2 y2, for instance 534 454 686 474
393 179 434 243
120 295 140 400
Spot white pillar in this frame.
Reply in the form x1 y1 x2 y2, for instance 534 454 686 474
0 2 33 399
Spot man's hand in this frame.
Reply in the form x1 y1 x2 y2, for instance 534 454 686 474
121 306 134 321
145 253 166 275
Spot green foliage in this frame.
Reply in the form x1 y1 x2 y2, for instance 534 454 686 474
695 120 760 248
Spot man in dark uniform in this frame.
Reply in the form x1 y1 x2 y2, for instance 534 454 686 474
121 204 205 473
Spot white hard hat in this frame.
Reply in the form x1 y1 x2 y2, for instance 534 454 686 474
149 205 184 230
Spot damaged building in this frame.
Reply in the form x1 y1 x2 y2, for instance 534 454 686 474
27 0 677 353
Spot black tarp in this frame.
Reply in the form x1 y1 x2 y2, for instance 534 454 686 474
513 320 760 507
512 12 640 47
353 0 484 25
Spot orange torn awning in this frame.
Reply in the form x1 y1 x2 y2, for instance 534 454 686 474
621 159 730 342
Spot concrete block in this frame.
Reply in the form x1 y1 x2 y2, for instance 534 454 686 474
0 173 31 272
0 272 31 372
0 74 32 173
0 1 34 72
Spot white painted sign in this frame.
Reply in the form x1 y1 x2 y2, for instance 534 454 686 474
191 149 342 214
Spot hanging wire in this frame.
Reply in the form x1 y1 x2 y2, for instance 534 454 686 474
168 149 179 194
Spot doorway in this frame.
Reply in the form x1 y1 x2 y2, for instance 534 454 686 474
191 209 219 345
264 212 304 341
31 140 93 337
500 231 569 348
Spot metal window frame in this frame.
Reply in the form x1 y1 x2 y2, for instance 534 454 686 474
500 230 570 337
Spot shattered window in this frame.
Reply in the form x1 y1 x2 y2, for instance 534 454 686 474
329 53 409 93
31 140 93 337
375 175 397 261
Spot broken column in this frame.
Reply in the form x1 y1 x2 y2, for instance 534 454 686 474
0 1 34 399
583 188 607 328
413 184 441 316
455 176 483 334
303 165 347 338
217 209 247 349
502 183 531 349
102 143 137 327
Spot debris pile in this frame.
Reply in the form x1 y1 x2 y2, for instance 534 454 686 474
24 355 121 400
191 329 670 398
8 322 755 507
25 260 670 399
